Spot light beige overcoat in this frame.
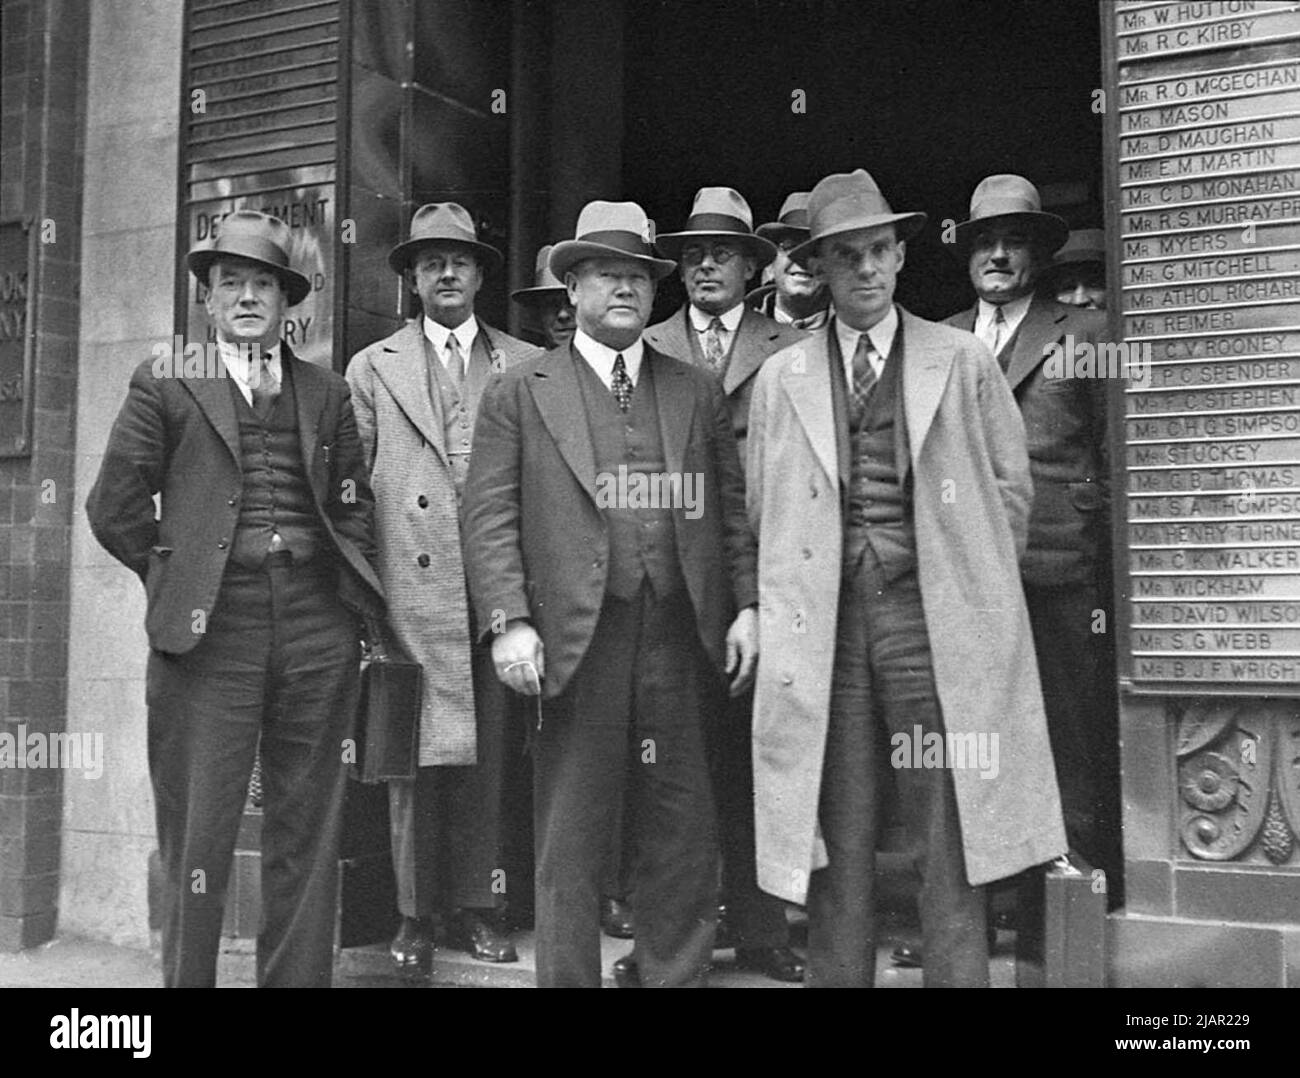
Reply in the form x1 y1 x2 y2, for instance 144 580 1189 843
746 308 1066 903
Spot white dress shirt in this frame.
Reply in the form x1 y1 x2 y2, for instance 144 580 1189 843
834 305 898 387
689 301 745 353
218 339 282 406
573 327 644 389
974 292 1032 355
423 315 479 379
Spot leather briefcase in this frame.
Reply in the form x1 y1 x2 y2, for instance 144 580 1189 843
353 628 422 784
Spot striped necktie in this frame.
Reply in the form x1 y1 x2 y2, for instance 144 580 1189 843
848 333 878 430
250 354 280 420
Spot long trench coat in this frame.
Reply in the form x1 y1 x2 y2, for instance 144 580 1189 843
746 307 1067 903
346 320 540 765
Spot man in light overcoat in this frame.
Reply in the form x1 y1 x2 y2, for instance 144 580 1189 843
746 170 1066 987
345 203 542 971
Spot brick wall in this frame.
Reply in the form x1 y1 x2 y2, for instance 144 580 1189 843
0 0 88 951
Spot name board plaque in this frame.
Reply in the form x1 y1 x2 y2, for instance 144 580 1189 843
1113 1 1300 694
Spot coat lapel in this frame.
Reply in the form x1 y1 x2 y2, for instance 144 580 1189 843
370 322 447 466
722 309 779 396
779 330 839 487
529 344 598 502
650 347 694 480
285 345 322 475
1003 295 1068 392
181 357 240 465
899 308 954 469
643 307 695 366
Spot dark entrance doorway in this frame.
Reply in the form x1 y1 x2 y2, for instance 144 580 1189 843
620 0 1103 321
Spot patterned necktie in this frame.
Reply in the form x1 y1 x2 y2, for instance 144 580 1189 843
250 354 280 420
703 316 727 371
445 333 466 392
848 333 878 429
611 353 633 413
991 305 1007 356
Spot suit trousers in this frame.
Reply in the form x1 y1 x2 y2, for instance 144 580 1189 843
387 635 529 916
708 686 790 948
533 584 719 988
1024 581 1123 900
808 541 989 988
146 553 359 988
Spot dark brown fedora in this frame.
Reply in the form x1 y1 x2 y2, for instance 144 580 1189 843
787 170 928 266
187 209 312 307
952 175 1069 256
756 191 813 246
511 244 567 304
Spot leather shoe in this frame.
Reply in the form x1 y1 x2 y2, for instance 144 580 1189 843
601 896 635 939
449 908 518 963
389 916 433 975
890 923 999 968
611 952 640 988
735 945 805 983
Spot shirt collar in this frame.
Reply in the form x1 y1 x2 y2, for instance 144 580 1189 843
423 315 479 357
977 292 1033 335
688 302 745 334
216 338 281 384
834 304 899 363
574 327 644 385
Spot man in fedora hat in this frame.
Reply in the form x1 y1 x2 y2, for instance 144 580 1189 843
463 200 759 988
945 177 1120 917
1045 228 1107 310
641 186 806 983
746 169 1066 987
747 191 831 330
512 244 577 350
345 203 541 972
87 209 384 987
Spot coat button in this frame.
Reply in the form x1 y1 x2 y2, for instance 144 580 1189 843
417 553 430 567
227 496 237 507
417 495 429 508
781 675 794 686
802 548 812 560
217 539 228 550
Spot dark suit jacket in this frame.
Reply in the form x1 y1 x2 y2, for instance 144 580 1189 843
645 304 806 463
945 295 1109 587
87 344 384 654
462 341 757 698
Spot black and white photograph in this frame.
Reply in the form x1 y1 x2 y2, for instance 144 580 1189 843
0 0 1296 1043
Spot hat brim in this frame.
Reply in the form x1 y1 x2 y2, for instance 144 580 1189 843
1053 247 1105 266
787 211 928 267
755 222 809 244
387 237 504 275
510 284 568 304
950 211 1069 257
549 241 677 282
654 230 778 271
188 249 312 308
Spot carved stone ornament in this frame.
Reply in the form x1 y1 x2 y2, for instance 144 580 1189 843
1176 698 1300 864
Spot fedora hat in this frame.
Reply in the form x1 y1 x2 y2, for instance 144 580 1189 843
655 187 777 270
756 191 812 245
387 202 503 275
787 170 928 266
511 244 568 304
952 174 1069 256
549 201 677 281
1052 227 1105 266
187 209 312 307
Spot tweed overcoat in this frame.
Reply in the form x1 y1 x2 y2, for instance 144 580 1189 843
346 319 541 765
746 308 1067 903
